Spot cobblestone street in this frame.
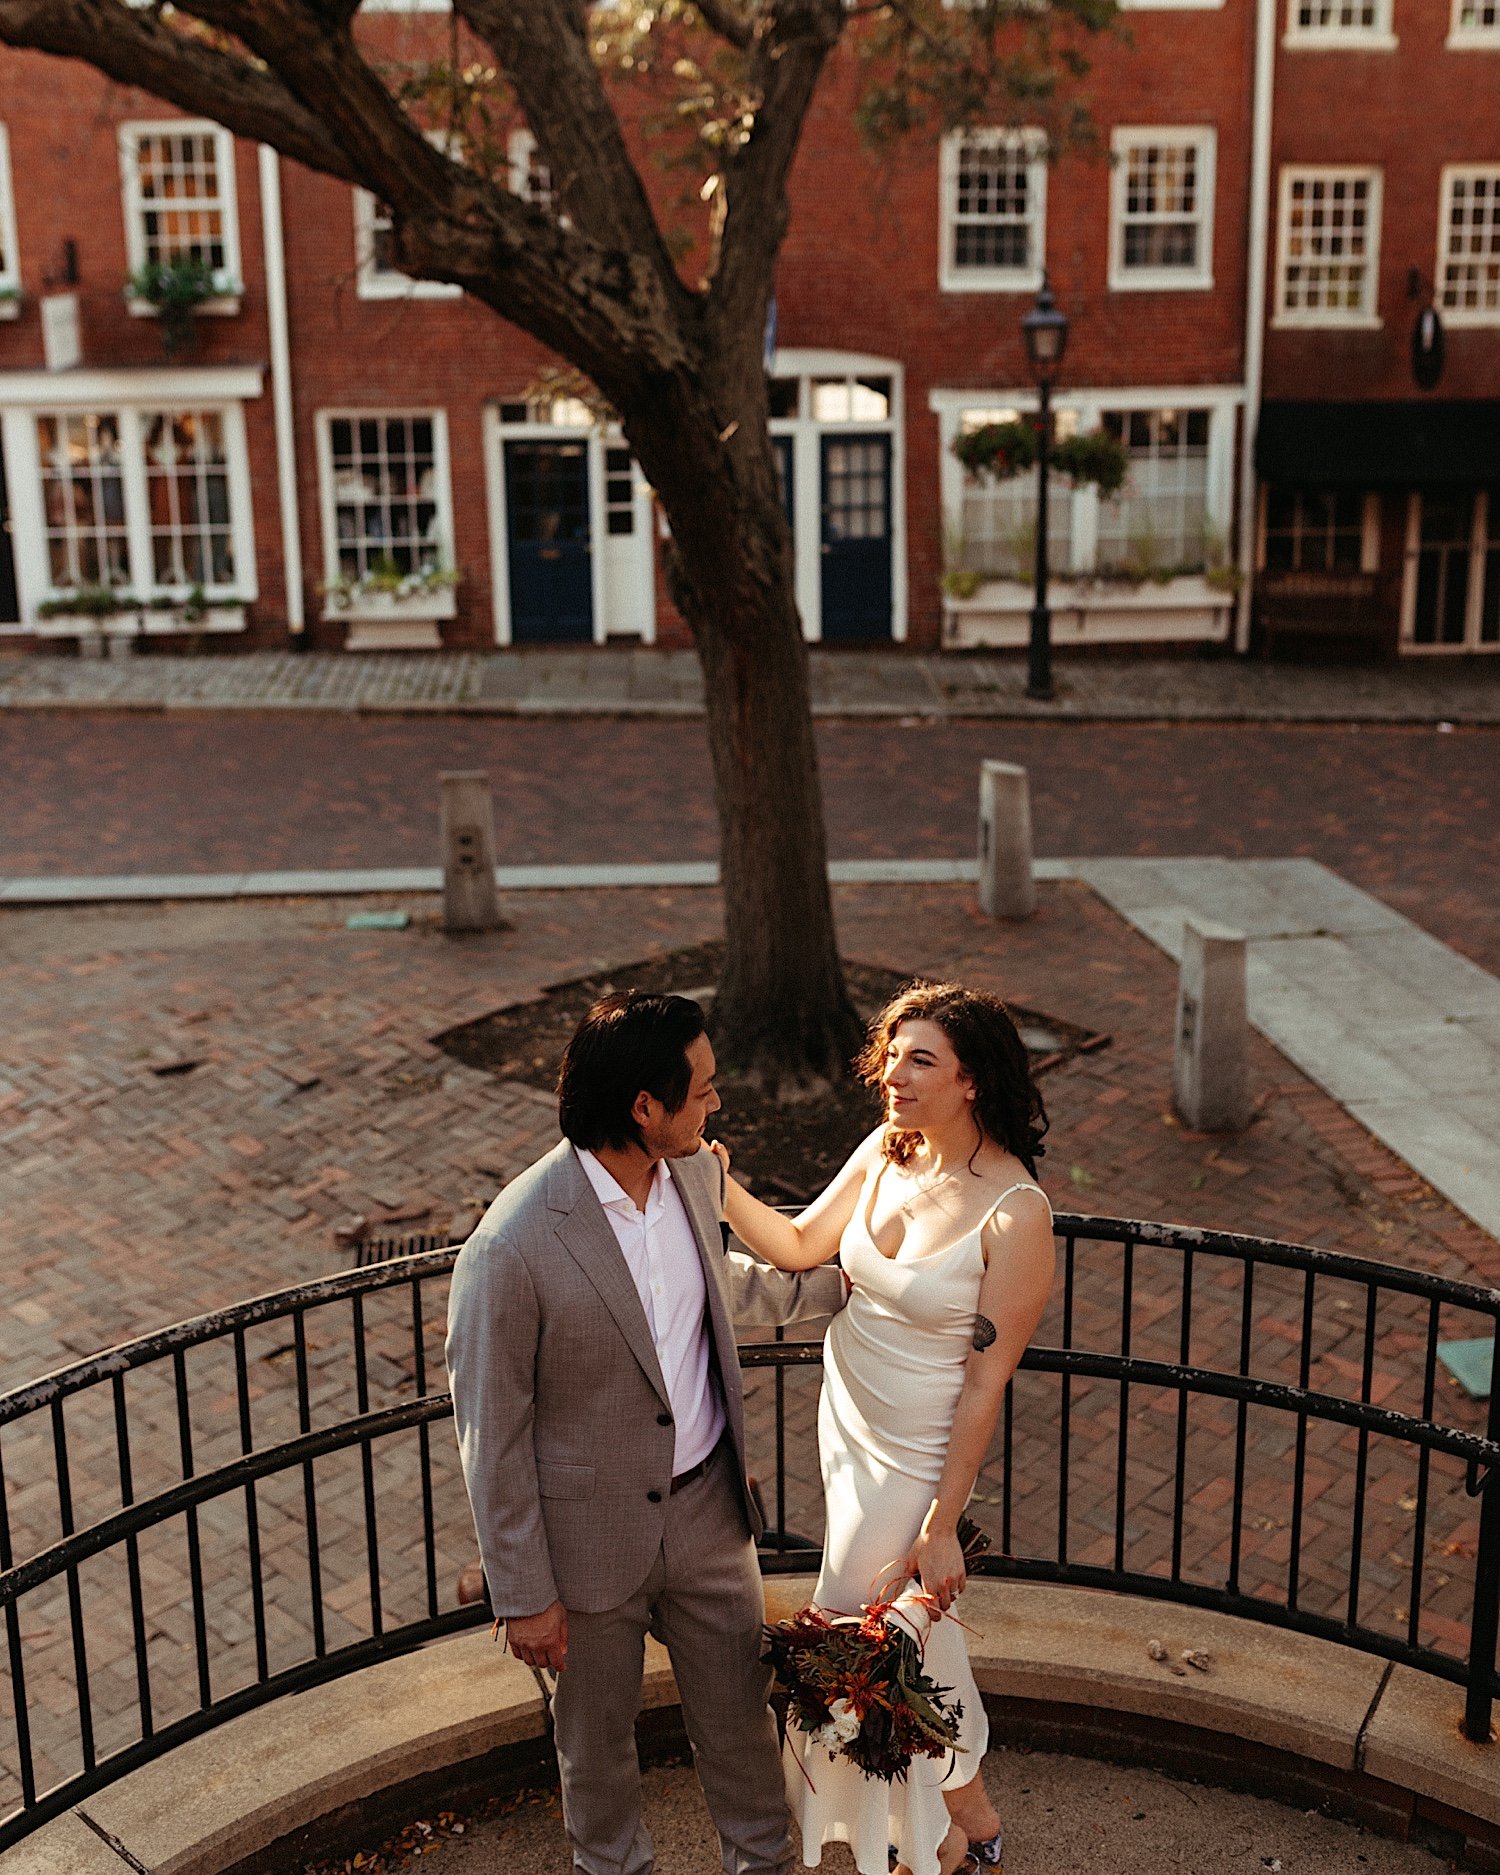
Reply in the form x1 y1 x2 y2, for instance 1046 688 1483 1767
2 879 1494 1814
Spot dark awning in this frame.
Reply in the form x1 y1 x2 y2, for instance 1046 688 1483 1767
1256 400 1500 488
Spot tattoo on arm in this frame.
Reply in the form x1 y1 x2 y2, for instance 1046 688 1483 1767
972 1313 997 1353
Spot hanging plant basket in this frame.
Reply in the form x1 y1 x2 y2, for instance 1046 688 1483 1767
953 420 1129 497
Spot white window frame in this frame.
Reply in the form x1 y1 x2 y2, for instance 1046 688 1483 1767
314 407 457 622
1436 166 1500 327
938 128 1047 293
119 121 242 312
1274 165 1383 328
0 125 19 318
0 367 262 631
1447 0 1500 46
508 129 556 211
1283 0 1396 49
1108 128 1216 292
359 0 451 10
1400 490 1500 654
1117 0 1223 12
353 195 463 302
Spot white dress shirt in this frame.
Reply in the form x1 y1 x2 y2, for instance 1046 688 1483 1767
577 1150 725 1476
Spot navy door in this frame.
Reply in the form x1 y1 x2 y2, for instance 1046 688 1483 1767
505 440 593 643
819 433 892 642
0 450 16 625
773 434 794 528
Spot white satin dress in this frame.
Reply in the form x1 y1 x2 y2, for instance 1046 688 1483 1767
786 1169 1052 1875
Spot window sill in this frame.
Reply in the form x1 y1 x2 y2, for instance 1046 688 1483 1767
1271 312 1382 329
1107 271 1214 293
126 294 243 320
320 588 458 626
0 297 19 321
355 277 465 302
1283 29 1398 47
31 604 247 638
940 269 1045 295
1446 28 1500 45
943 573 1234 648
1436 306 1500 328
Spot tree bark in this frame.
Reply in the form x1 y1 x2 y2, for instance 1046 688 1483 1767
624 359 865 1089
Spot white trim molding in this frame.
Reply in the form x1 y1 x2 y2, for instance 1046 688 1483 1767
1283 0 1396 48
1108 127 1217 292
1436 166 1500 326
0 365 263 404
118 120 243 312
938 127 1047 294
1273 165 1383 328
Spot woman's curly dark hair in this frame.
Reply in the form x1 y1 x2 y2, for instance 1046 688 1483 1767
854 981 1049 1178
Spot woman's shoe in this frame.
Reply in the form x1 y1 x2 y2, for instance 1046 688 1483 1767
959 1829 1004 1872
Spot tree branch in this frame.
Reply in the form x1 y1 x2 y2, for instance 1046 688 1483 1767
708 0 844 334
0 0 358 181
692 0 755 52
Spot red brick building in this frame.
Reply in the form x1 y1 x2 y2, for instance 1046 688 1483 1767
0 0 1494 659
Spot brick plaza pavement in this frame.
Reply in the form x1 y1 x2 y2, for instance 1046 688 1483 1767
1 879 1497 1816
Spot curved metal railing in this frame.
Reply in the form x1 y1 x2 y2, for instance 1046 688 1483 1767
3 1214 1499 1850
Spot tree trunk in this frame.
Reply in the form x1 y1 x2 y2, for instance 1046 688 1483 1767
624 367 865 1092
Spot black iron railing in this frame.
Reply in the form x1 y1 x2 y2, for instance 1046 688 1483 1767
2 1215 1500 1851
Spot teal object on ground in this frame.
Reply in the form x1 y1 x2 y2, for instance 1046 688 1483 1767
1437 1337 1494 1400
346 910 410 930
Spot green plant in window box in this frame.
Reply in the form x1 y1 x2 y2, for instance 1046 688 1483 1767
123 256 232 355
320 556 462 610
35 584 137 620
941 568 983 600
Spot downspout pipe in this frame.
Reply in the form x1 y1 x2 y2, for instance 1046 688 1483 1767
258 144 305 641
1235 0 1278 653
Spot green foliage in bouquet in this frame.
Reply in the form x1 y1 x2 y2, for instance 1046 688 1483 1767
763 1516 993 1783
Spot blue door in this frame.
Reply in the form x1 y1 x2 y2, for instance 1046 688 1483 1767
819 434 892 642
505 440 593 643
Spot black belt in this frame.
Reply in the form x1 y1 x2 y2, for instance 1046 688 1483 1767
670 1438 721 1494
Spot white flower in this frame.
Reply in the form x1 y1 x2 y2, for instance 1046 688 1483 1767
811 1698 862 1750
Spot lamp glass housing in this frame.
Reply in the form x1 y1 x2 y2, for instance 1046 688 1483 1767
1022 282 1070 384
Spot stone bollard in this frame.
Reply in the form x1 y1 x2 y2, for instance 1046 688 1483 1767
440 771 500 932
1172 919 1251 1132
977 760 1036 919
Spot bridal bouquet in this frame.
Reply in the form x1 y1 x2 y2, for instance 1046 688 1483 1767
762 1518 990 1783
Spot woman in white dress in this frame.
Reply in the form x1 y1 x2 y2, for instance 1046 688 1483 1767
713 983 1056 1875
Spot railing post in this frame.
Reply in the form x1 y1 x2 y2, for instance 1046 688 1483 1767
1464 1385 1500 1742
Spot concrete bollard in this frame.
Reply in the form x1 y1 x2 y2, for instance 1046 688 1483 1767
977 760 1036 919
1172 919 1251 1132
440 771 500 932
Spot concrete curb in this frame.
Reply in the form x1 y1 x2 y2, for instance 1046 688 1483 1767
9 1580 1498 1875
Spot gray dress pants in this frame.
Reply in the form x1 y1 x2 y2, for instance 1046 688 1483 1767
550 1442 790 1875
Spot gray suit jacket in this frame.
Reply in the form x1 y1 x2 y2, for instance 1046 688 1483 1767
446 1139 845 1617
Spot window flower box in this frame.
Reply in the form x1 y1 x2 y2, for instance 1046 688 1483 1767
942 572 1234 648
33 590 248 642
321 562 460 649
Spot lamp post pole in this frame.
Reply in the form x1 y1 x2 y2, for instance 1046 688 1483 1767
1021 276 1069 703
1028 374 1054 701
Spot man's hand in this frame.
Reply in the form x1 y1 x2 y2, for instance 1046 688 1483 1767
504 1599 569 1672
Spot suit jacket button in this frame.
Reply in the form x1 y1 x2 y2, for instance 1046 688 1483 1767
657 1412 673 1427
647 1489 663 1504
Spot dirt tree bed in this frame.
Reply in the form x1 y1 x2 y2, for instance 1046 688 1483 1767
435 943 1107 1201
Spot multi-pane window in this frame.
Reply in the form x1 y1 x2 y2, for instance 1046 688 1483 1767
1286 0 1393 38
35 406 248 598
940 130 1045 290
354 131 462 299
1450 0 1500 39
120 124 240 289
604 447 635 536
955 408 1074 581
1261 488 1370 573
322 413 452 582
1110 131 1215 288
1439 169 1500 322
1096 409 1211 572
1404 489 1500 652
0 124 18 308
1276 169 1381 322
144 412 234 586
39 414 130 590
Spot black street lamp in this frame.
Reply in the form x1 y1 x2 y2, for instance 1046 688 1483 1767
1020 278 1070 701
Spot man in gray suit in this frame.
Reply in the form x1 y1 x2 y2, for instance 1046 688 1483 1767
446 990 845 1875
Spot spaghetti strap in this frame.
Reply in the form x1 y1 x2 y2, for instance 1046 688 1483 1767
981 1180 1054 1230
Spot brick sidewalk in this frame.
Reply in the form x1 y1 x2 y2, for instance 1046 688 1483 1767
1 881 1495 1812
3 645 1500 722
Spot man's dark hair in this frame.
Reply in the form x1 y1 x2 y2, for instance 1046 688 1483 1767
557 991 708 1151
